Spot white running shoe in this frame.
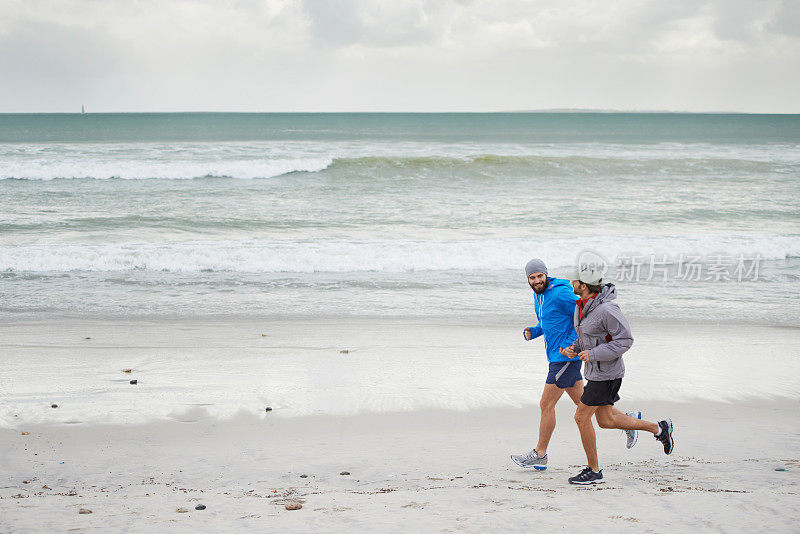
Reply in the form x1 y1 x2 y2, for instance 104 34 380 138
511 449 547 470
625 411 641 449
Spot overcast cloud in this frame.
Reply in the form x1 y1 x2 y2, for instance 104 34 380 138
0 0 798 112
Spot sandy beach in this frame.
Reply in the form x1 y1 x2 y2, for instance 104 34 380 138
2 399 799 533
2 318 799 532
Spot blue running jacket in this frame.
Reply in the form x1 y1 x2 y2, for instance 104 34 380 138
525 277 579 363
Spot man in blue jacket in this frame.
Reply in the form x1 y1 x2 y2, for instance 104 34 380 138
510 258 585 470
511 258 637 470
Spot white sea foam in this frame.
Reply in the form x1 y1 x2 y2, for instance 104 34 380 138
0 156 333 180
1 234 796 273
1 140 798 180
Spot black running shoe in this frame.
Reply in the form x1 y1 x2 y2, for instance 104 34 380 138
568 467 604 485
655 418 674 454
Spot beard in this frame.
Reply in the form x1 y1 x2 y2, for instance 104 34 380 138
530 280 547 294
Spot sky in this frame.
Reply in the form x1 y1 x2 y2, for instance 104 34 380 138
1 0 798 113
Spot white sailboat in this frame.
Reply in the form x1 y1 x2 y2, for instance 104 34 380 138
81 104 85 114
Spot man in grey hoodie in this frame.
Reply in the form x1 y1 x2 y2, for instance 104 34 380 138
560 259 674 485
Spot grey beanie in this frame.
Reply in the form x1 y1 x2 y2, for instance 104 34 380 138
525 258 548 278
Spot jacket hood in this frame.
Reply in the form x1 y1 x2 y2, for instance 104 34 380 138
595 282 617 303
549 277 574 291
580 282 617 318
532 276 574 294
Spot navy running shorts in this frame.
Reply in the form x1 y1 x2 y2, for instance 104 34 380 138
545 360 583 389
580 378 622 406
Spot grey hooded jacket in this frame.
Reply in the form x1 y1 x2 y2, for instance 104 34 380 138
567 283 633 381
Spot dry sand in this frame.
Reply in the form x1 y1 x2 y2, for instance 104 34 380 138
2 398 798 533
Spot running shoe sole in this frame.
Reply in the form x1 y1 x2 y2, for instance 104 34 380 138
626 411 641 449
662 418 674 455
510 455 547 470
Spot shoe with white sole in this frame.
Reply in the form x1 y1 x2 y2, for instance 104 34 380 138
511 448 547 470
655 418 674 455
625 411 641 449
568 467 604 485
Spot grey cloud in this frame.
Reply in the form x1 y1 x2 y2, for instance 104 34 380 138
301 0 440 47
767 0 800 37
0 19 120 79
710 0 778 43
0 0 798 112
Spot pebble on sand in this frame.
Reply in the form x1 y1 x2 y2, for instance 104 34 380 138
51 404 59 408
265 407 273 412
775 467 788 471
339 349 349 354
285 502 302 510
122 369 132 373
261 333 267 337
340 471 351 476
176 507 189 513
84 337 91 340
130 380 138 385
21 431 30 435
78 508 92 514
195 504 206 510
299 474 308 478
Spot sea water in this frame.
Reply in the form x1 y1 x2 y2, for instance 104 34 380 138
1 112 798 324
1 113 799 425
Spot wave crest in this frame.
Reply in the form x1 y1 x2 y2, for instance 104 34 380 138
1 234 796 273
0 157 333 180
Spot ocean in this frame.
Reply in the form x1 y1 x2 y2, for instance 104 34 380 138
2 112 800 424
1 112 799 325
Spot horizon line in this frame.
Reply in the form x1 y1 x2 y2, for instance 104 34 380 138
1 109 799 115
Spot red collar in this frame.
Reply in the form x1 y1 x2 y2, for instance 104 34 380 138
577 293 598 320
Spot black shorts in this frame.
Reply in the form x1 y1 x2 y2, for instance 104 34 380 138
581 379 622 406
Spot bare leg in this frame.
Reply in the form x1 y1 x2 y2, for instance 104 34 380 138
535 383 565 456
564 380 584 405
574 402 599 471
595 405 660 434
610 406 628 418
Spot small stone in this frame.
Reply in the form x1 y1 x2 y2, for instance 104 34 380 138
339 349 349 354
78 508 92 514
340 471 351 476
51 404 59 408
21 431 30 436
299 474 308 478
130 380 137 385
176 507 188 513
285 501 302 510
84 337 91 340
261 333 267 337
265 407 273 412
195 504 206 510
42 485 51 490
22 480 29 484
775 467 788 471
122 369 132 373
